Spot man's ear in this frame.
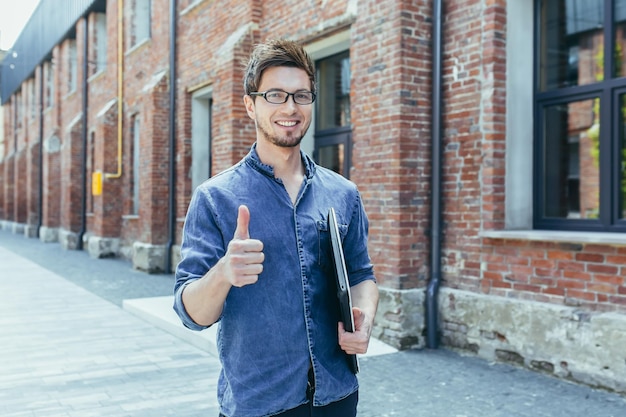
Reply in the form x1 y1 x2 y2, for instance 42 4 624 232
243 95 256 120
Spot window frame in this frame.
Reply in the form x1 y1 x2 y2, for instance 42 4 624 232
68 39 77 94
533 0 626 232
94 12 107 74
313 50 352 178
130 0 151 48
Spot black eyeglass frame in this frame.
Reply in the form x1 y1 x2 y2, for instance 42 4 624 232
249 89 316 105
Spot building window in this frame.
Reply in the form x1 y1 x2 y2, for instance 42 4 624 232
44 61 54 108
95 13 107 73
535 0 626 231
29 78 36 120
68 39 77 93
191 86 213 190
16 92 22 130
131 0 151 48
314 51 352 178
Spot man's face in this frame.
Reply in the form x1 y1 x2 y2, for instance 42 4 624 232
244 66 313 148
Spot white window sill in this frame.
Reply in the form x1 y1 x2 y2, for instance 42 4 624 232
480 230 626 245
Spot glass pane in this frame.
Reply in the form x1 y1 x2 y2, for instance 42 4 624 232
543 99 600 219
318 144 345 176
539 0 604 91
614 0 626 77
620 94 626 218
316 52 351 130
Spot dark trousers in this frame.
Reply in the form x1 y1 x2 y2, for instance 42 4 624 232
218 390 358 417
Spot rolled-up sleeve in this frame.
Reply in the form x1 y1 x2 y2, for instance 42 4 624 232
172 280 211 331
345 191 376 287
173 185 226 331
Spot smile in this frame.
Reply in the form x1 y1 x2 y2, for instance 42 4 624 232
276 121 297 127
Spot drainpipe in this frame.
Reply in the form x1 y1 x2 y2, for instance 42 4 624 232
165 0 178 273
425 0 444 349
77 18 89 250
37 65 44 238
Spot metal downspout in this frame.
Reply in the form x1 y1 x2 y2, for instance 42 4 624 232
425 0 444 349
165 0 178 273
37 64 44 238
78 18 89 250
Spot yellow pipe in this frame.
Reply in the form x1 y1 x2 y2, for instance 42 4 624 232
105 0 124 179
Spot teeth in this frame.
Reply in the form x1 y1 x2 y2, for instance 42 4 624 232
277 121 296 127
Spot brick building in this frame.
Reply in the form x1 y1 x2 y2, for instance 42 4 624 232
1 0 625 393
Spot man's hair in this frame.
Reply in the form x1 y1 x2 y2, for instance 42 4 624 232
243 39 316 96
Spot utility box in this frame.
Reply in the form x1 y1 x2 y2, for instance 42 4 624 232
92 171 103 196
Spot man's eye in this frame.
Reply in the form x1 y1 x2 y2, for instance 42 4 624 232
267 91 285 99
295 93 310 100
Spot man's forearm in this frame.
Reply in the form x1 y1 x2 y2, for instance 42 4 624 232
181 260 232 327
351 279 379 326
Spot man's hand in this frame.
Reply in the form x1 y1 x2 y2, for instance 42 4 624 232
338 307 372 355
222 205 264 287
337 280 379 355
180 205 264 327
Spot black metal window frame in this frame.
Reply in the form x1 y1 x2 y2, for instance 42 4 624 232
534 0 626 232
313 51 352 179
314 126 353 177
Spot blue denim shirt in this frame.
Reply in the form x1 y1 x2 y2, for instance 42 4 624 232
174 145 375 417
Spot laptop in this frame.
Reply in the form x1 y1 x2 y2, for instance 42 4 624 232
328 207 360 374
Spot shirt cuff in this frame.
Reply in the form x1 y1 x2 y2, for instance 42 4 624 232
173 280 212 331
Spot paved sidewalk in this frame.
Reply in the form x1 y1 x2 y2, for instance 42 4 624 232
1 230 625 417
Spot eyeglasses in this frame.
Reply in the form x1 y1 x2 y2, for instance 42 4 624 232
249 89 316 105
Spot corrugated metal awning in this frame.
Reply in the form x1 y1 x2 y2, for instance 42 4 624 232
0 0 106 104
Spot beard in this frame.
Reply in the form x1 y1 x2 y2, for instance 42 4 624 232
256 119 309 148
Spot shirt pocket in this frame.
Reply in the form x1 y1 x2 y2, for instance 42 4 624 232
316 219 348 267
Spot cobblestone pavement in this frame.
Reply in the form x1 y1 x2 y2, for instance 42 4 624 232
1 229 625 417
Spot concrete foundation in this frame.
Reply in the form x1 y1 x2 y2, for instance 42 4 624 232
374 287 425 350
170 244 182 274
440 288 626 393
39 226 59 243
132 242 166 273
23 225 38 238
59 229 80 250
87 236 119 259
375 286 626 393
11 222 25 235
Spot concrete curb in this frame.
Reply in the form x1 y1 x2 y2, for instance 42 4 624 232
123 296 398 358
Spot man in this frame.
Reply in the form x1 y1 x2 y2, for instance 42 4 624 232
174 38 379 417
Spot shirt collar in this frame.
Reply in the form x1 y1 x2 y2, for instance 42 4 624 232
245 142 316 180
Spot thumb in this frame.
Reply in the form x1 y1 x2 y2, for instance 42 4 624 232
352 307 365 328
234 205 250 240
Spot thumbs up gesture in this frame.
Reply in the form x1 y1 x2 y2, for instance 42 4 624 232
223 205 264 287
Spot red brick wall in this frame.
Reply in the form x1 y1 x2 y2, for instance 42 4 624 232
1 0 625 317
2 156 15 222
352 0 433 290
480 240 626 311
132 75 170 244
37 46 62 231
439 0 507 291
439 0 626 314
13 152 27 224
41 119 62 230
26 142 40 225
91 102 122 237
175 0 261 233
60 122 84 232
